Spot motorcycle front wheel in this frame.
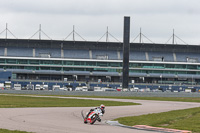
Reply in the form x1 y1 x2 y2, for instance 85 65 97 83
90 114 98 124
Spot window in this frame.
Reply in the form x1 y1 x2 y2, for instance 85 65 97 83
6 59 16 64
0 59 5 63
165 64 175 69
97 62 107 67
109 62 120 67
74 61 85 66
55 61 62 65
50 67 62 71
63 61 73 65
29 60 39 64
18 60 28 64
86 62 96 66
187 65 197 69
40 67 50 70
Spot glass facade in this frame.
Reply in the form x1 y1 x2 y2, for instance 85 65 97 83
0 58 200 75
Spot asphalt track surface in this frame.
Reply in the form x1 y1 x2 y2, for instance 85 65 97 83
0 96 200 133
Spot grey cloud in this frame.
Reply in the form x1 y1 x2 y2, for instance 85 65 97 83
1 0 200 15
0 0 200 44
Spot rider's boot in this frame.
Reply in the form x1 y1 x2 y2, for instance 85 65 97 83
84 117 88 124
84 112 91 124
97 117 101 122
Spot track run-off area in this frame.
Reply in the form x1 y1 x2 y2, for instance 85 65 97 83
0 95 200 133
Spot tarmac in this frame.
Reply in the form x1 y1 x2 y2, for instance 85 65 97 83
0 95 199 133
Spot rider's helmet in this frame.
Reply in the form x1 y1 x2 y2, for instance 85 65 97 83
100 104 105 110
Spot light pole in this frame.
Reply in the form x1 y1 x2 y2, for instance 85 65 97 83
192 75 193 87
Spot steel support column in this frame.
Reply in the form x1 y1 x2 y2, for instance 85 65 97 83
122 16 130 89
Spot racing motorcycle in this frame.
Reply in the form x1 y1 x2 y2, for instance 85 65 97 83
83 108 102 124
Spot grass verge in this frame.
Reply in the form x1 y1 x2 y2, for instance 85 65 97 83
0 95 139 108
1 94 200 132
0 94 138 133
2 93 200 103
114 107 200 133
0 129 30 133
38 95 200 103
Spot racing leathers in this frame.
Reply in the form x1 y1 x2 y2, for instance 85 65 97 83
85 107 105 122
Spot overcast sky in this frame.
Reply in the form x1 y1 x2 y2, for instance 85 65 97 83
0 0 200 45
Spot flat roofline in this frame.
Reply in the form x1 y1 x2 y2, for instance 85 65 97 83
1 38 200 53
0 38 199 46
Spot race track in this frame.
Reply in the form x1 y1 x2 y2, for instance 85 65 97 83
0 96 199 133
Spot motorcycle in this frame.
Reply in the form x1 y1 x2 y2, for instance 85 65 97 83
83 108 102 124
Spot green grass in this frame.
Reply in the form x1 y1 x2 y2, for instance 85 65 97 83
115 107 200 133
3 93 200 103
0 129 29 133
114 96 200 103
0 95 139 108
0 94 138 133
1 94 200 132
97 96 200 103
42 95 200 103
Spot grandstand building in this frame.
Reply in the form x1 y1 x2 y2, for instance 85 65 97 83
0 38 200 88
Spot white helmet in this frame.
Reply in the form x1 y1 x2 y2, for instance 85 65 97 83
100 104 105 110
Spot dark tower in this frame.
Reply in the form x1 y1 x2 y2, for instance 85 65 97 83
122 16 130 89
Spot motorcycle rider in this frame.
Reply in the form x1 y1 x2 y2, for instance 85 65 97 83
84 104 105 123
